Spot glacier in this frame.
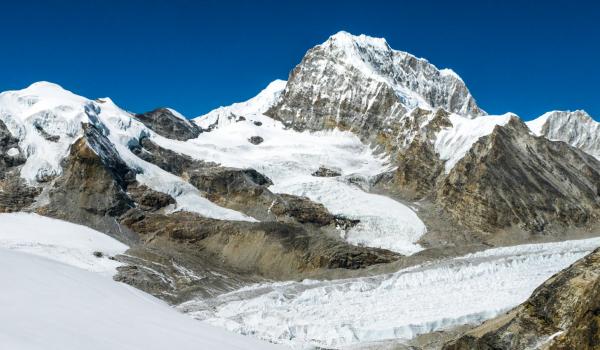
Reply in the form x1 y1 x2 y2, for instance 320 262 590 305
179 237 600 349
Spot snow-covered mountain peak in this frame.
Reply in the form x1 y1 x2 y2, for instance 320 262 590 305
527 110 591 135
193 79 286 129
20 81 75 96
527 110 600 159
323 30 392 53
266 32 486 138
312 31 485 116
0 81 89 117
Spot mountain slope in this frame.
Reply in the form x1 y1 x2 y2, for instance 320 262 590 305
437 117 600 235
267 31 484 133
0 248 283 350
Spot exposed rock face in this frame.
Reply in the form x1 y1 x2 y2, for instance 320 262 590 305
385 108 452 199
312 166 341 177
0 175 40 213
131 137 215 176
135 108 201 141
0 119 40 212
436 117 600 234
528 110 600 159
127 184 175 211
120 210 399 281
248 135 264 145
0 119 25 171
443 248 600 350
267 31 484 142
38 125 138 242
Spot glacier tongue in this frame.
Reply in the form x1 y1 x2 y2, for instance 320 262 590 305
181 237 600 349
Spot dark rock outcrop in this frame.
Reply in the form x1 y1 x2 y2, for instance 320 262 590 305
0 120 39 212
131 137 215 176
0 119 25 171
135 108 201 141
248 136 264 145
312 166 341 177
444 248 600 350
33 123 60 142
0 175 41 213
127 184 175 211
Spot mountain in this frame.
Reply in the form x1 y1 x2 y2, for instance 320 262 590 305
266 32 600 242
527 110 600 159
267 31 484 134
0 80 402 302
1 31 600 349
194 79 287 130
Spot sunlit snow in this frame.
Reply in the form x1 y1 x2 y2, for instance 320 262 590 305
0 247 284 350
0 212 127 276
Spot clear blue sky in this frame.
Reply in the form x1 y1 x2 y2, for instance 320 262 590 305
1 0 598 120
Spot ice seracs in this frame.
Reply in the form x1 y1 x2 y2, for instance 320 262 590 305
181 237 600 349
